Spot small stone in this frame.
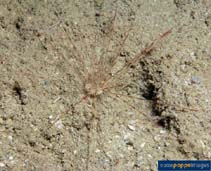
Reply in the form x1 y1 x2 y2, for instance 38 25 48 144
74 150 77 154
127 111 134 115
209 147 211 158
153 135 161 142
54 120 63 129
160 129 166 134
124 133 134 145
127 161 135 168
190 52 196 59
8 135 13 141
191 76 201 84
8 156 13 160
95 11 100 17
199 140 205 149
49 143 52 148
0 162 5 167
114 135 120 139
95 149 100 153
127 124 135 131
119 153 124 158
0 118 3 124
127 145 134 151
147 154 153 159
44 80 49 86
106 151 113 159
164 142 170 147
135 156 143 167
140 142 146 148
129 120 136 124
156 146 161 150
123 133 131 140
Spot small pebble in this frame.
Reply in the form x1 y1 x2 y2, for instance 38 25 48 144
153 135 161 142
140 142 146 148
164 142 170 147
54 120 63 129
106 151 113 159
119 153 124 158
190 52 196 59
135 156 144 167
8 135 13 142
8 156 13 160
54 97 61 103
127 124 135 131
0 162 5 167
199 140 205 149
95 149 100 153
124 133 134 145
114 135 120 139
0 118 3 124
126 161 135 168
191 76 201 84
127 146 134 151
44 80 49 85
160 129 166 134
127 111 134 115
73 150 77 154
123 133 132 141
156 146 161 150
49 143 52 148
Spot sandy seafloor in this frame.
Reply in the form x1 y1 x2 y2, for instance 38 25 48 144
0 0 211 171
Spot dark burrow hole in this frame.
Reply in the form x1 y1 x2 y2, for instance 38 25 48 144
157 115 180 134
12 81 26 105
141 82 163 116
15 17 24 30
142 83 156 100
